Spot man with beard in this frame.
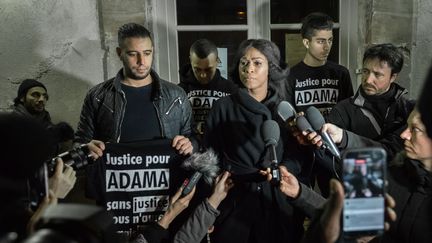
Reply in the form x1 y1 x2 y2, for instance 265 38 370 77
13 79 74 154
178 39 237 139
75 23 196 214
75 23 195 156
303 44 414 196
13 79 52 127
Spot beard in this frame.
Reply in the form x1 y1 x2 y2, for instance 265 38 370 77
124 66 151 80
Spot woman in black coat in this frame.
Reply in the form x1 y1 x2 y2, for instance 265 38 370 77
204 39 318 243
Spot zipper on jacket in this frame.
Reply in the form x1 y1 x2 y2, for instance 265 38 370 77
153 102 165 137
95 97 114 113
116 90 127 142
165 97 182 115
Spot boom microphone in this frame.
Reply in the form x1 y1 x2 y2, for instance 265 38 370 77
261 120 281 185
305 106 341 160
181 149 220 196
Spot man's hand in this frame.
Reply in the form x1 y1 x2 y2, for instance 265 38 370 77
302 123 344 148
48 158 77 199
158 185 196 229
322 123 344 144
320 179 344 243
279 166 300 198
87 140 105 159
208 171 234 209
172 135 193 155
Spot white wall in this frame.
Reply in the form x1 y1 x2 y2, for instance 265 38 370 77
0 0 104 128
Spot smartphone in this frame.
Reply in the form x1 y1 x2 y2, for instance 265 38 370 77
342 147 386 237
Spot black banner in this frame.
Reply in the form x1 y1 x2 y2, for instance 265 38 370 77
89 139 184 232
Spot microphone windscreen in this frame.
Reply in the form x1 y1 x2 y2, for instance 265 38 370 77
277 101 296 122
181 149 220 185
261 120 280 146
296 116 313 132
305 106 326 131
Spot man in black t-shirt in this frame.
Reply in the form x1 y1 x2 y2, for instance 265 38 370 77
75 23 195 156
286 12 353 117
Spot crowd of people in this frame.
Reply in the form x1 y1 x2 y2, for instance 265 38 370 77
1 11 431 243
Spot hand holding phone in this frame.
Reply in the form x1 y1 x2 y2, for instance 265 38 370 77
342 148 387 238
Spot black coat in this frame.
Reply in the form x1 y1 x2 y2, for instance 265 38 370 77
204 88 308 243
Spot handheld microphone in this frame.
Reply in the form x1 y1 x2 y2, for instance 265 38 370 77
180 149 220 197
261 120 281 185
305 106 341 160
295 115 314 133
277 101 296 122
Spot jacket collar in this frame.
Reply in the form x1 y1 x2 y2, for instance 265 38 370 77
113 68 163 101
352 82 408 107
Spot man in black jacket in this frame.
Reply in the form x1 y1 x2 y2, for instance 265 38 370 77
178 39 237 138
305 44 414 196
75 23 195 157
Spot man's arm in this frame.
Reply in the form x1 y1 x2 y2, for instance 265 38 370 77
278 166 326 218
74 91 96 144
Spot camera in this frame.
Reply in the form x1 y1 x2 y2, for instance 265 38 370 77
47 144 92 176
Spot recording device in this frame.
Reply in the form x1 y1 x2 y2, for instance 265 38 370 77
305 106 341 160
277 101 296 123
342 148 386 238
295 115 313 132
261 119 281 185
22 204 119 243
181 149 220 197
47 144 92 176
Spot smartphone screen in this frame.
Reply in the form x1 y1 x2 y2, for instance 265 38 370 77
342 148 386 237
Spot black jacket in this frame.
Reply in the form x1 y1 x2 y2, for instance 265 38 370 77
75 69 194 143
327 83 414 161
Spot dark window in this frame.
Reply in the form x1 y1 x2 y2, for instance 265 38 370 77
270 0 339 24
177 0 247 25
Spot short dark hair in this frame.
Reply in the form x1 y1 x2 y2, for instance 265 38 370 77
190 39 218 59
301 12 334 39
230 39 289 101
117 23 153 47
363 43 404 75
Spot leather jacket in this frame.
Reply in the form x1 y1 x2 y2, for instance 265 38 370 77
75 69 194 143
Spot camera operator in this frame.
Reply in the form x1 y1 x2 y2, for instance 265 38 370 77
0 113 76 241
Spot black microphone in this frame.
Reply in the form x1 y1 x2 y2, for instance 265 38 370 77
261 120 281 185
277 101 296 122
295 115 314 133
305 106 341 160
180 149 220 196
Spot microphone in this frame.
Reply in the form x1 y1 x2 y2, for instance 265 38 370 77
261 120 281 185
295 115 314 133
180 149 220 196
277 101 296 122
305 106 341 160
